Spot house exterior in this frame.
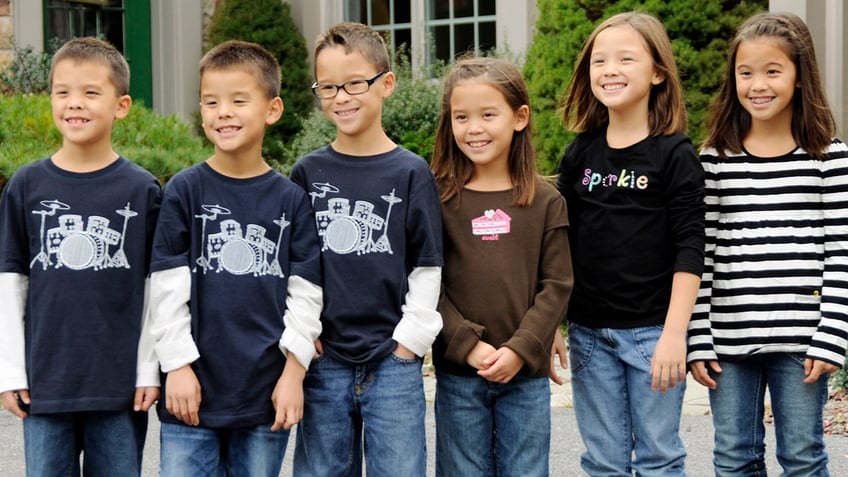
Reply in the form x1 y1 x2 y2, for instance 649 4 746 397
1 1 845 137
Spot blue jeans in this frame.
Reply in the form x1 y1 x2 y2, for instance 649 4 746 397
293 352 427 477
709 354 830 477
159 421 289 477
23 409 147 477
434 371 550 477
568 323 687 476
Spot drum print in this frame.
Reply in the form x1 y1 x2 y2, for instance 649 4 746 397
324 216 369 254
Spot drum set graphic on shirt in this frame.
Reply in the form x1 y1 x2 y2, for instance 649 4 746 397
193 204 288 278
30 200 137 271
308 182 402 256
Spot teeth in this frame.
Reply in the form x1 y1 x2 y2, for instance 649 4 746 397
603 83 625 91
751 97 773 105
66 118 88 124
336 109 357 117
468 141 489 148
218 127 239 133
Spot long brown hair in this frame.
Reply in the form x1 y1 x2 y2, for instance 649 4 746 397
431 57 537 207
561 11 687 135
702 12 836 157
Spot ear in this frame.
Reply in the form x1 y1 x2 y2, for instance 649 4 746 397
514 104 530 132
266 96 284 125
114 95 132 120
651 69 665 86
380 71 397 99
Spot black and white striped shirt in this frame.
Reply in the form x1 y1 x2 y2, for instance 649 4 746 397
688 140 848 367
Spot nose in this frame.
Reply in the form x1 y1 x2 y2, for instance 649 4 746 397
217 101 233 118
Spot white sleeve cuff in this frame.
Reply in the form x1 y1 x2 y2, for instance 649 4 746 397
150 267 200 373
393 266 442 357
136 278 161 387
279 276 323 370
0 273 29 393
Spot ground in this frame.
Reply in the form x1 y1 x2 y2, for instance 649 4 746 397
763 388 848 436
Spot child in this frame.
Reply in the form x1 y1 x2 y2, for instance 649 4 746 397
290 22 443 476
687 11 848 475
0 37 161 475
555 12 705 475
429 56 573 476
147 40 323 476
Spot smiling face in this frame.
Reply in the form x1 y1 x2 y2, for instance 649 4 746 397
50 58 130 151
734 36 797 130
589 25 663 119
313 45 395 146
449 78 528 177
199 68 282 161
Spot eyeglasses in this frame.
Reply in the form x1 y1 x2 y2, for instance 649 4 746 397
311 71 387 99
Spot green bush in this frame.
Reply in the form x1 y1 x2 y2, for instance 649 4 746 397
0 94 210 191
0 41 58 95
278 53 443 172
524 0 768 174
207 0 312 164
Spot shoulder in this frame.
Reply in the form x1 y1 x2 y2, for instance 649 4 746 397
117 157 161 186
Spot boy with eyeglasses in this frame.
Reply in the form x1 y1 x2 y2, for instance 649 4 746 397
290 22 443 476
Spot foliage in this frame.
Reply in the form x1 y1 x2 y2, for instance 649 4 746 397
833 358 848 392
278 51 444 172
207 0 312 158
0 94 210 191
0 41 55 95
524 0 768 174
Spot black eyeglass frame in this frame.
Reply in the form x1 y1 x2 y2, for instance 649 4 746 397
311 71 388 99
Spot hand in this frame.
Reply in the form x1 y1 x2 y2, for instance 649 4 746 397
466 340 497 370
1 390 30 419
804 358 839 384
550 331 568 385
271 358 306 431
165 365 202 426
393 343 416 360
689 360 721 389
314 338 323 357
650 329 687 393
478 347 524 384
133 386 160 412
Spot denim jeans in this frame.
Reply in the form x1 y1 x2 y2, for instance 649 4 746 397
159 421 289 477
293 352 427 477
568 322 688 476
23 409 147 477
434 371 550 477
709 354 830 477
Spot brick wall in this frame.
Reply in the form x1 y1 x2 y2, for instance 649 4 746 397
0 0 12 69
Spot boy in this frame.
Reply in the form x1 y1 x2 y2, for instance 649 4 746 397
0 37 161 476
291 22 443 476
147 40 322 476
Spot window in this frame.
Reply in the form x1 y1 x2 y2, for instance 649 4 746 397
45 0 125 52
346 0 412 63
43 0 151 107
427 0 495 63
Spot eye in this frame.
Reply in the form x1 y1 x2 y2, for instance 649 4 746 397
203 100 217 107
347 80 367 88
316 85 336 94
85 90 100 96
767 68 781 75
591 58 604 65
453 114 467 121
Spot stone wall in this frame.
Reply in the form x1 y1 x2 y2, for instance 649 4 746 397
0 0 12 69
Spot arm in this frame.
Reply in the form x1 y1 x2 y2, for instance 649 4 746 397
497 206 573 377
651 271 700 393
393 266 443 358
0 273 30 418
270 354 307 431
278 276 323 370
134 278 160 412
149 266 201 425
806 143 848 372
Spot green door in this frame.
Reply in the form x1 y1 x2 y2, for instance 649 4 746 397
43 0 153 108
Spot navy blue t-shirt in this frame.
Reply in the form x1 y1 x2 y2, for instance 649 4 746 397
290 146 443 365
150 162 321 428
0 157 162 413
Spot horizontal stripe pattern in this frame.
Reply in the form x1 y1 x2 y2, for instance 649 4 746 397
688 140 848 367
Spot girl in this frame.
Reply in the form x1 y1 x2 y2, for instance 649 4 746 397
554 12 705 476
430 57 573 476
687 12 848 475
